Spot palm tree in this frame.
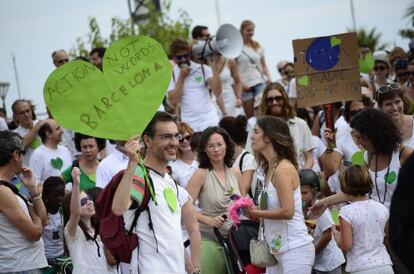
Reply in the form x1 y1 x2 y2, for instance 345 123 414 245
348 27 387 51
399 3 414 40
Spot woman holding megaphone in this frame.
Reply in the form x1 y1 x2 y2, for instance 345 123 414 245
237 20 272 118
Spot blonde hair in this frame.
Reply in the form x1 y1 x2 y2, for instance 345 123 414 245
240 20 260 51
340 165 373 196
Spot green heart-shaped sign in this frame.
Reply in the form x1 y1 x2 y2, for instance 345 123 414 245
164 187 177 212
384 171 396 185
351 151 365 165
330 36 342 47
359 53 374 74
44 36 172 140
30 138 41 149
298 75 309 86
50 157 63 170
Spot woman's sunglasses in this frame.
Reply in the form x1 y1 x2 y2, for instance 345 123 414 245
375 83 401 100
179 135 192 143
80 195 93 207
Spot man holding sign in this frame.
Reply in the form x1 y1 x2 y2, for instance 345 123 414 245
112 112 201 274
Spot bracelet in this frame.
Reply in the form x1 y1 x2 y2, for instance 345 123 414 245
30 192 42 201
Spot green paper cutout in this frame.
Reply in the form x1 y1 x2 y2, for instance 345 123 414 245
359 53 374 73
351 151 365 165
331 209 339 225
259 191 268 210
298 75 309 86
30 138 41 149
330 36 341 47
224 186 234 196
43 36 172 140
50 157 63 170
195 75 203 83
385 171 397 185
164 187 177 212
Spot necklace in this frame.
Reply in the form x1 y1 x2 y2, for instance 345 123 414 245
370 154 390 204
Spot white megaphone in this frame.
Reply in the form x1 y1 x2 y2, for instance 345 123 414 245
192 23 243 61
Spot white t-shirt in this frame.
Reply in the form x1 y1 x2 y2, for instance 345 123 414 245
64 226 118 274
0 117 7 130
126 169 186 274
13 120 42 166
167 61 218 132
336 131 361 165
312 209 345 271
96 148 129 188
287 78 297 99
319 115 349 145
61 128 79 160
339 200 392 273
42 212 64 259
236 45 266 87
312 136 326 173
29 144 72 183
170 159 198 189
232 150 256 172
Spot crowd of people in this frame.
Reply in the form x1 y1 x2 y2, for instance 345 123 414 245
1 19 414 274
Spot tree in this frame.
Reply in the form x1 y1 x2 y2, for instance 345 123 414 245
69 0 192 58
399 3 414 40
348 27 387 51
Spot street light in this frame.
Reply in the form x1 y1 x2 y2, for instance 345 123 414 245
127 0 161 25
0 82 10 116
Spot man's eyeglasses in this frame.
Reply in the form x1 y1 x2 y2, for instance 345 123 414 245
266 96 284 105
179 135 192 143
374 65 387 72
80 195 92 207
155 133 183 142
174 53 190 60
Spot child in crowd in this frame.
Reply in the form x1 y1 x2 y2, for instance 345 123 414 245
62 167 117 274
300 169 345 274
337 165 393 274
41 176 66 273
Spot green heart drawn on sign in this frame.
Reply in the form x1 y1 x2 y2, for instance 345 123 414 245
384 171 396 185
44 36 172 140
50 157 63 170
298 75 309 86
330 36 341 47
164 187 177 212
195 75 203 83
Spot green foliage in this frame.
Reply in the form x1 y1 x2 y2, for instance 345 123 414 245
399 4 414 40
348 27 387 51
69 0 191 58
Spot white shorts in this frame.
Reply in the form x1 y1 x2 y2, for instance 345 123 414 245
266 242 315 274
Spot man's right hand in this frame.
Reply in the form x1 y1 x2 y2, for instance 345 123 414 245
179 66 191 79
124 138 141 163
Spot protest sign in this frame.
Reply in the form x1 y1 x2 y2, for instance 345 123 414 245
44 36 171 140
293 32 361 107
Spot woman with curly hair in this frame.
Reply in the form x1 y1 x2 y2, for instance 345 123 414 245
243 116 314 273
310 108 413 214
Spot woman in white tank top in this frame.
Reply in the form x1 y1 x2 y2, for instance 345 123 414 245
244 116 314 274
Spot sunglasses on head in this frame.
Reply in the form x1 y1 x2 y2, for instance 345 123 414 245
80 195 92 207
179 135 192 143
375 83 401 100
266 95 284 104
374 65 387 71
174 53 190 60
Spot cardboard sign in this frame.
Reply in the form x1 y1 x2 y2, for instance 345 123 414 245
293 32 361 107
44 36 172 140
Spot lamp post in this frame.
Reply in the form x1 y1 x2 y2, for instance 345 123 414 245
0 82 10 116
127 0 161 25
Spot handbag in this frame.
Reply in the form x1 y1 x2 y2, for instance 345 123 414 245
249 219 278 267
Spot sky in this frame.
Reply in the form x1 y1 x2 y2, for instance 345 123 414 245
0 0 412 117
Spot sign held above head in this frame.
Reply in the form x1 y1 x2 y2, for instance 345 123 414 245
293 32 361 107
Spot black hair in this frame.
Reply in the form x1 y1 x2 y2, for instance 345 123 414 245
75 56 90 62
0 131 23 166
198 126 234 169
142 111 177 146
299 169 320 192
90 47 106 58
86 187 103 203
38 122 53 143
191 25 208 39
218 115 248 146
350 108 401 155
74 132 106 152
42 176 65 200
190 131 202 153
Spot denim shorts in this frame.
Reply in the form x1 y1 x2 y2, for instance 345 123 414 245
242 82 266 101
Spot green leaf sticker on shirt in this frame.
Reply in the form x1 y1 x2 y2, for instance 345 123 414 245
195 75 203 83
50 157 63 170
30 138 41 149
259 191 268 210
164 187 177 212
385 171 396 185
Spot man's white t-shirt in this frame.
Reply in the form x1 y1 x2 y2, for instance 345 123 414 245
29 144 72 183
167 61 218 131
339 200 392 273
96 148 129 188
125 169 186 274
313 209 345 271
13 120 42 166
0 117 7 130
312 136 326 173
170 159 198 189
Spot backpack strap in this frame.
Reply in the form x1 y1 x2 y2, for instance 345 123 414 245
0 180 29 207
200 64 209 89
238 151 250 172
